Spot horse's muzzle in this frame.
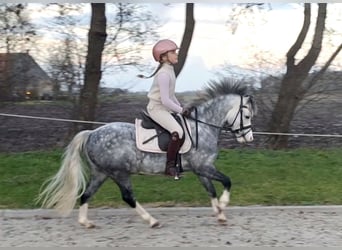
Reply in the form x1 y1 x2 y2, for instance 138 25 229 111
236 130 253 143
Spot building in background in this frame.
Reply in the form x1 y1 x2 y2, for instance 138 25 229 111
0 53 54 101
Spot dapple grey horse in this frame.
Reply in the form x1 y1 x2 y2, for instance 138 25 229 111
37 80 257 228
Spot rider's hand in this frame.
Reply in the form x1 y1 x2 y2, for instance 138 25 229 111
182 106 194 118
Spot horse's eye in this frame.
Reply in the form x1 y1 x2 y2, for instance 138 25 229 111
245 116 250 119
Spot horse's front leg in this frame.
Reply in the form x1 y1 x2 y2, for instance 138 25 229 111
197 168 231 223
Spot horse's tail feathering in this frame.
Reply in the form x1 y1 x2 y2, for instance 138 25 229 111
36 130 91 216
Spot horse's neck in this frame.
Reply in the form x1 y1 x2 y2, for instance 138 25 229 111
196 95 237 128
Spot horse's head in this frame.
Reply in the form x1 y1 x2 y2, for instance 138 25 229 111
226 95 257 143
191 78 257 144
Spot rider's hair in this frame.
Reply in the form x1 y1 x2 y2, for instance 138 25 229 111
137 62 163 79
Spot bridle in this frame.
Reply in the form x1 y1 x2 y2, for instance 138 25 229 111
226 95 253 138
185 95 253 148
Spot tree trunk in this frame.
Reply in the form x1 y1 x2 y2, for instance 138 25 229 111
267 3 327 149
268 74 305 148
76 3 107 131
174 3 195 77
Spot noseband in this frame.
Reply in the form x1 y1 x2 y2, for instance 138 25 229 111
187 95 252 148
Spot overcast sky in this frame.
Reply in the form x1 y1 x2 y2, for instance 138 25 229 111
27 3 342 92
103 3 342 92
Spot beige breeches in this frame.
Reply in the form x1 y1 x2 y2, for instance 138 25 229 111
147 103 184 138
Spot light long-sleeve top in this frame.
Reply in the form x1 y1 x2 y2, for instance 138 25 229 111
147 63 183 113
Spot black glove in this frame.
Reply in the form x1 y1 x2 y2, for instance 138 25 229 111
182 106 194 118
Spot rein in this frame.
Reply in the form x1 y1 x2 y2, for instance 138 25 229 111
186 95 252 148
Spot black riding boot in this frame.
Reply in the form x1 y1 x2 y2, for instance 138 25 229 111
165 132 182 178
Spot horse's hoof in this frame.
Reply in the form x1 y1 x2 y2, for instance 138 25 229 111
85 223 96 229
217 213 227 223
79 220 96 229
218 218 228 226
218 219 227 224
150 220 161 228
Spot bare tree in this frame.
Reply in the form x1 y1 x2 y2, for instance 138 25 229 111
305 42 342 93
174 3 195 77
267 3 329 149
48 37 84 100
77 3 107 131
0 4 36 53
224 3 341 149
41 4 87 99
37 3 159 99
41 3 160 95
103 3 160 75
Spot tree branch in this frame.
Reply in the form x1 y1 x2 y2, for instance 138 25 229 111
306 42 342 91
298 3 327 72
174 3 195 77
286 3 311 69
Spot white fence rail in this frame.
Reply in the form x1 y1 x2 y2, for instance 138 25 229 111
1 112 342 138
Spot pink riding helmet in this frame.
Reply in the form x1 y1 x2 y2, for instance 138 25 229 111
152 39 179 62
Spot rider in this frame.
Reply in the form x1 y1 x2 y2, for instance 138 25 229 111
138 39 191 178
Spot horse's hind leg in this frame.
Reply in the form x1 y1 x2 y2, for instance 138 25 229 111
78 171 107 228
113 174 160 228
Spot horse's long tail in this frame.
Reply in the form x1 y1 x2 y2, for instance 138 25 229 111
37 130 91 216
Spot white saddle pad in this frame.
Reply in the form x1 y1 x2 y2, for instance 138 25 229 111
135 115 192 154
